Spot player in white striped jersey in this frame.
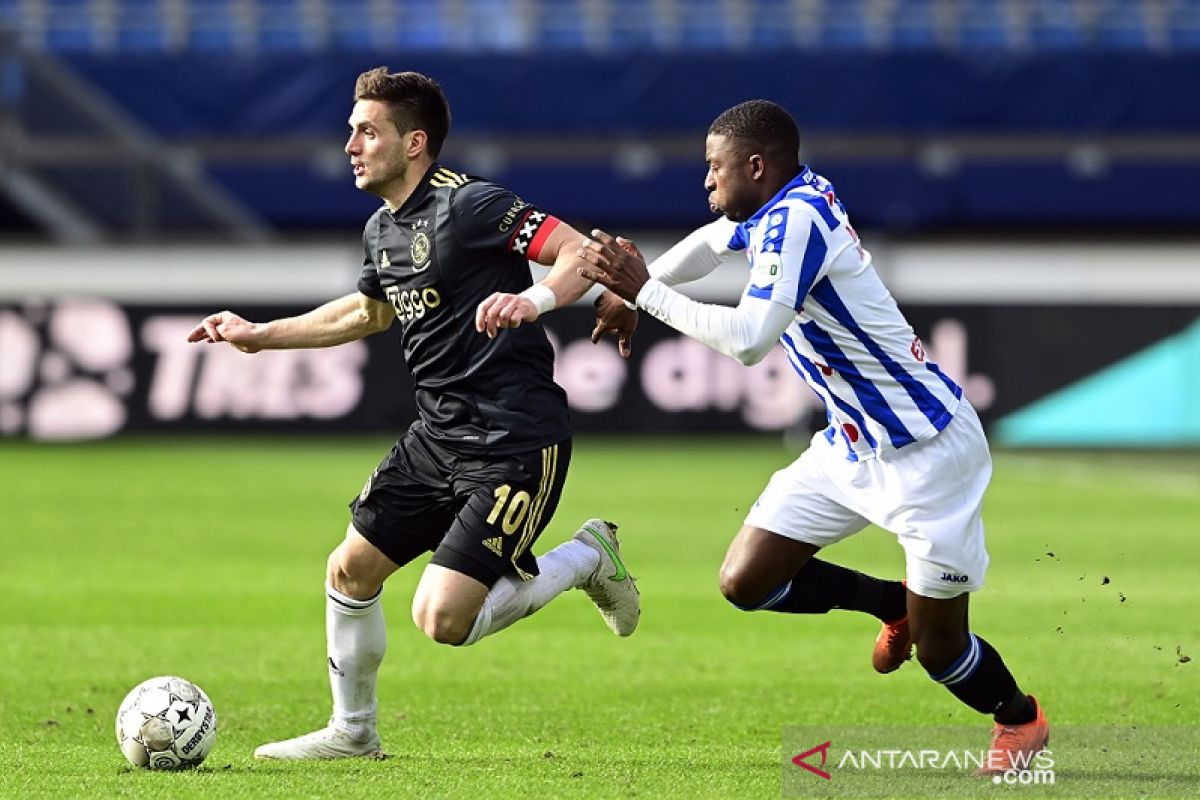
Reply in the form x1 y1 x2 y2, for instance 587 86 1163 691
578 100 1048 773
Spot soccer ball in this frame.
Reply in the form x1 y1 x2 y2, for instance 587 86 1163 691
115 676 217 769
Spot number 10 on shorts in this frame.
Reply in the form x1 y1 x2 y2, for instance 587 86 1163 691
487 484 531 534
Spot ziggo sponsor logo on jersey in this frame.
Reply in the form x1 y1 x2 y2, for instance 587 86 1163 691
386 285 442 323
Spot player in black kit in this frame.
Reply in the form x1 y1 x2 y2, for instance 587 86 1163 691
187 68 640 760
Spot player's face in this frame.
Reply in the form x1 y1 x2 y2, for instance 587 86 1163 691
703 134 760 222
345 100 410 196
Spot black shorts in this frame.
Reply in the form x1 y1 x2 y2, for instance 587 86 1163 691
348 423 572 587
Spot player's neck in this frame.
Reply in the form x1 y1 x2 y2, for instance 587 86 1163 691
379 157 435 212
754 166 803 212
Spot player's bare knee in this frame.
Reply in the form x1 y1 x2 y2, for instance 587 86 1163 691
326 549 349 590
413 603 473 645
326 548 379 600
718 565 761 609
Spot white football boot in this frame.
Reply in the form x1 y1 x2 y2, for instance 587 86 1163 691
573 519 640 636
254 724 385 760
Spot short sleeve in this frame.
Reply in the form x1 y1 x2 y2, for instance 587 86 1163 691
356 221 386 301
744 204 830 311
450 180 560 260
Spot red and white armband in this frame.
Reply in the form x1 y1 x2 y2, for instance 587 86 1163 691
508 210 561 261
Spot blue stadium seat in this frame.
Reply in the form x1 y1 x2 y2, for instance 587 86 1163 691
747 0 796 49
255 0 313 50
462 0 526 51
608 0 662 50
391 0 452 50
889 0 939 50
1094 0 1154 49
0 0 22 27
327 0 373 49
956 0 1012 49
114 0 171 52
1028 0 1084 48
45 0 101 51
820 0 872 49
187 0 242 50
535 0 589 50
679 0 730 49
1166 1 1200 50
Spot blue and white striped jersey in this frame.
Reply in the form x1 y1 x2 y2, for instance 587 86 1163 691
728 167 962 461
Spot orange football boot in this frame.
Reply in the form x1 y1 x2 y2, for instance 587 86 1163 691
871 614 913 673
977 695 1050 775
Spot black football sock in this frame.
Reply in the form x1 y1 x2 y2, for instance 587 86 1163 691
928 634 1037 724
741 558 906 622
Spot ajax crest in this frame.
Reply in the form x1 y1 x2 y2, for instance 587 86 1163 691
411 232 431 271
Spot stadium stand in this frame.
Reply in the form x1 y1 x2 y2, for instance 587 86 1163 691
3 0 1200 53
2 1 1200 238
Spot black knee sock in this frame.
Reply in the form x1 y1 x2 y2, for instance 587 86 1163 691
928 634 1036 724
744 559 906 622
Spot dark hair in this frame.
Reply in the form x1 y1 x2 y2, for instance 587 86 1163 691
707 100 800 167
354 68 452 158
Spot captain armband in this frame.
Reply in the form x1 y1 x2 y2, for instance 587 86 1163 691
508 210 561 261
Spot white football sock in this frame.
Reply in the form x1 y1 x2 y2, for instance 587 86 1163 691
326 584 386 741
459 540 599 646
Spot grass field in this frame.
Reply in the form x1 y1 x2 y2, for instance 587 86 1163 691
1 437 1197 799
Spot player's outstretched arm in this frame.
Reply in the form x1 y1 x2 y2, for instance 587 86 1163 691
644 218 738 288
475 222 596 338
186 292 393 352
580 229 793 366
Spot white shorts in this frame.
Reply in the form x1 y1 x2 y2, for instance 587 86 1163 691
744 402 992 599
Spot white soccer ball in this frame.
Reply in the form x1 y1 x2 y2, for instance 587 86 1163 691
115 676 217 769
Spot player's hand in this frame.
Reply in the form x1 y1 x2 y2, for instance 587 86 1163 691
185 311 263 353
591 290 637 358
475 292 539 339
576 230 650 303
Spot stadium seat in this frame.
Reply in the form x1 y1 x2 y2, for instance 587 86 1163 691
607 0 663 50
187 0 242 50
1094 0 1155 50
112 0 172 51
0 0 22 27
535 0 589 50
1028 0 1085 49
747 0 798 49
462 0 527 51
326 0 374 49
889 0 940 50
390 0 452 50
254 0 315 50
44 0 101 51
1166 1 1200 50
678 0 730 50
956 0 1013 49
820 0 872 49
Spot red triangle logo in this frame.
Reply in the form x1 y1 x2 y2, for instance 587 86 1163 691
792 740 832 780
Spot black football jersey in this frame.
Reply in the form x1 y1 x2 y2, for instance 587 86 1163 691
357 163 571 455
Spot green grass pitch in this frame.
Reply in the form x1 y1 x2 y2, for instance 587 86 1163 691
1 437 1196 798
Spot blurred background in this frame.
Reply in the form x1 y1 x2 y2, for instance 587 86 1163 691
1 0 1198 446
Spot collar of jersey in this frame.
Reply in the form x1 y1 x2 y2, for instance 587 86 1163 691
739 165 816 233
387 162 442 219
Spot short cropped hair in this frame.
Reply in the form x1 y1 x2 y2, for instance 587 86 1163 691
708 100 800 168
354 68 452 158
